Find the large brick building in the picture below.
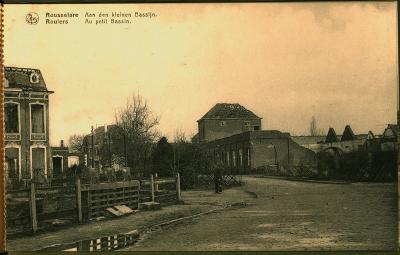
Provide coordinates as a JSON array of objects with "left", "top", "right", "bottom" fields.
[
  {"left": 197, "top": 103, "right": 316, "bottom": 171},
  {"left": 4, "top": 67, "right": 54, "bottom": 183},
  {"left": 197, "top": 103, "right": 262, "bottom": 142},
  {"left": 204, "top": 130, "right": 316, "bottom": 171}
]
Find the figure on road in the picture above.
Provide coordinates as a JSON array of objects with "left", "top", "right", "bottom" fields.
[{"left": 214, "top": 167, "right": 223, "bottom": 193}]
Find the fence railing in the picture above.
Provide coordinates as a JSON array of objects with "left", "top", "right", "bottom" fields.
[
  {"left": 7, "top": 173, "right": 181, "bottom": 235},
  {"left": 81, "top": 180, "right": 140, "bottom": 220},
  {"left": 139, "top": 174, "right": 180, "bottom": 205}
]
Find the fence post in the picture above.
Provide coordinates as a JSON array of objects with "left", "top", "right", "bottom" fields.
[
  {"left": 137, "top": 180, "right": 141, "bottom": 209},
  {"left": 150, "top": 174, "right": 155, "bottom": 202},
  {"left": 30, "top": 182, "right": 38, "bottom": 233},
  {"left": 176, "top": 172, "right": 181, "bottom": 202},
  {"left": 76, "top": 176, "right": 83, "bottom": 223},
  {"left": 154, "top": 173, "right": 159, "bottom": 192}
]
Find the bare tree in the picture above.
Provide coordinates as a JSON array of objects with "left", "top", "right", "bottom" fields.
[
  {"left": 68, "top": 134, "right": 86, "bottom": 153},
  {"left": 172, "top": 128, "right": 190, "bottom": 173},
  {"left": 115, "top": 92, "right": 160, "bottom": 175},
  {"left": 309, "top": 116, "right": 324, "bottom": 136},
  {"left": 173, "top": 127, "right": 188, "bottom": 144}
]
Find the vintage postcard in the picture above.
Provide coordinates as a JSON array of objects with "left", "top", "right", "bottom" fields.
[{"left": 1, "top": 2, "right": 398, "bottom": 252}]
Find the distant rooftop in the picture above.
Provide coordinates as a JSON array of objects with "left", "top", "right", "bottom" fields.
[
  {"left": 4, "top": 66, "right": 51, "bottom": 92},
  {"left": 199, "top": 103, "right": 261, "bottom": 121}
]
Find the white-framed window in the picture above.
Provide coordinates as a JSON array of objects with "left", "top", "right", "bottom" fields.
[
  {"left": 52, "top": 155, "right": 64, "bottom": 178},
  {"left": 30, "top": 72, "right": 40, "bottom": 84},
  {"left": 30, "top": 102, "right": 47, "bottom": 141},
  {"left": 5, "top": 145, "right": 21, "bottom": 180},
  {"left": 31, "top": 104, "right": 45, "bottom": 133},
  {"left": 30, "top": 145, "right": 47, "bottom": 179},
  {"left": 5, "top": 102, "right": 20, "bottom": 134}
]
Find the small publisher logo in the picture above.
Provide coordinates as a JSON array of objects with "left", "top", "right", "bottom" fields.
[{"left": 26, "top": 12, "right": 39, "bottom": 25}]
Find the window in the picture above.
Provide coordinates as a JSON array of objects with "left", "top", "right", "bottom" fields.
[
  {"left": 244, "top": 121, "right": 250, "bottom": 127},
  {"left": 32, "top": 147, "right": 46, "bottom": 177},
  {"left": 239, "top": 149, "right": 243, "bottom": 167},
  {"left": 254, "top": 126, "right": 260, "bottom": 131},
  {"left": 30, "top": 72, "right": 40, "bottom": 84},
  {"left": 5, "top": 103, "right": 19, "bottom": 133},
  {"left": 6, "top": 147, "right": 19, "bottom": 180},
  {"left": 31, "top": 104, "right": 45, "bottom": 133},
  {"left": 220, "top": 121, "right": 226, "bottom": 127},
  {"left": 247, "top": 148, "right": 251, "bottom": 167},
  {"left": 52, "top": 156, "right": 63, "bottom": 178}
]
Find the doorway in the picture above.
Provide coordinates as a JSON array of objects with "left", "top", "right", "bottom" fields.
[{"left": 52, "top": 156, "right": 63, "bottom": 178}]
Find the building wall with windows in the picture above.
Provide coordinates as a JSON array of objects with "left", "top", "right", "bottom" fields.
[
  {"left": 4, "top": 67, "right": 54, "bottom": 183},
  {"left": 199, "top": 118, "right": 261, "bottom": 143},
  {"left": 204, "top": 130, "right": 316, "bottom": 171},
  {"left": 197, "top": 103, "right": 262, "bottom": 142}
]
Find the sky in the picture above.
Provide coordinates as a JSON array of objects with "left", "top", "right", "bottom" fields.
[{"left": 4, "top": 2, "right": 398, "bottom": 146}]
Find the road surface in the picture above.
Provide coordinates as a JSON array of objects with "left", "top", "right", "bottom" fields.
[{"left": 125, "top": 176, "right": 397, "bottom": 251}]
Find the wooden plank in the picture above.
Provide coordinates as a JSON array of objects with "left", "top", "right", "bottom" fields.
[
  {"left": 84, "top": 181, "right": 140, "bottom": 191},
  {"left": 155, "top": 179, "right": 175, "bottom": 185},
  {"left": 76, "top": 177, "right": 83, "bottom": 223},
  {"left": 88, "top": 195, "right": 139, "bottom": 203},
  {"left": 29, "top": 182, "right": 38, "bottom": 233},
  {"left": 90, "top": 200, "right": 139, "bottom": 210},
  {"left": 176, "top": 173, "right": 181, "bottom": 202}
]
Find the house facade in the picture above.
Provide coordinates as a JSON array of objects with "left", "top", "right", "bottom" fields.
[
  {"left": 197, "top": 103, "right": 262, "bottom": 142},
  {"left": 380, "top": 124, "right": 399, "bottom": 151},
  {"left": 50, "top": 140, "right": 69, "bottom": 178},
  {"left": 83, "top": 124, "right": 126, "bottom": 170},
  {"left": 4, "top": 67, "right": 54, "bottom": 183}
]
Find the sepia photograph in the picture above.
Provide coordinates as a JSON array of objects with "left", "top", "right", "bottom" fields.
[{"left": 3, "top": 2, "right": 399, "bottom": 251}]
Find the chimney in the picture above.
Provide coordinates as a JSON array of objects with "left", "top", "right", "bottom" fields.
[{"left": 61, "top": 140, "right": 64, "bottom": 147}]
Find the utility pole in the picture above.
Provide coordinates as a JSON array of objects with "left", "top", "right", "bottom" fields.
[
  {"left": 91, "top": 126, "right": 94, "bottom": 168},
  {"left": 123, "top": 133, "right": 127, "bottom": 167},
  {"left": 108, "top": 129, "right": 112, "bottom": 168},
  {"left": 287, "top": 137, "right": 290, "bottom": 167},
  {"left": 173, "top": 147, "right": 176, "bottom": 175}
]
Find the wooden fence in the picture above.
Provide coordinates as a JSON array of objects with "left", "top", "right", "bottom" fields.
[
  {"left": 139, "top": 173, "right": 180, "bottom": 205},
  {"left": 6, "top": 179, "right": 77, "bottom": 236},
  {"left": 7, "top": 173, "right": 181, "bottom": 235},
  {"left": 81, "top": 180, "right": 140, "bottom": 220}
]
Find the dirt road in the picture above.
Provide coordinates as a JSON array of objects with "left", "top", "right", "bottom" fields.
[{"left": 125, "top": 177, "right": 397, "bottom": 251}]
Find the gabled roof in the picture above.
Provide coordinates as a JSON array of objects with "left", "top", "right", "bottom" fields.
[
  {"left": 199, "top": 103, "right": 261, "bottom": 121},
  {"left": 341, "top": 125, "right": 356, "bottom": 141},
  {"left": 4, "top": 66, "right": 51, "bottom": 92},
  {"left": 384, "top": 124, "right": 400, "bottom": 138},
  {"left": 367, "top": 131, "right": 375, "bottom": 140},
  {"left": 325, "top": 128, "right": 339, "bottom": 143}
]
